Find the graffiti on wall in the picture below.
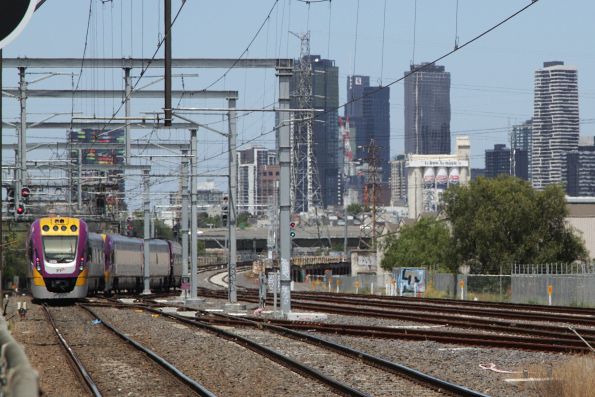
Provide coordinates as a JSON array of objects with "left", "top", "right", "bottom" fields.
[{"left": 395, "top": 267, "right": 426, "bottom": 293}]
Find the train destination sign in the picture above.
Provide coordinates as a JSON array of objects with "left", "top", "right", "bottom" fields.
[{"left": 0, "top": 1, "right": 37, "bottom": 50}]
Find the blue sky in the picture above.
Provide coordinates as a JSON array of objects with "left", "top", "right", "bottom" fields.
[{"left": 3, "top": 0, "right": 595, "bottom": 207}]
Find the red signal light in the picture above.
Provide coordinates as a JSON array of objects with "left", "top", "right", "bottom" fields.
[
  {"left": 20, "top": 187, "right": 30, "bottom": 198},
  {"left": 290, "top": 222, "right": 296, "bottom": 228},
  {"left": 16, "top": 205, "right": 25, "bottom": 215}
]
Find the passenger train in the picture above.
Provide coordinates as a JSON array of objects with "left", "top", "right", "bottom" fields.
[{"left": 27, "top": 216, "right": 183, "bottom": 300}]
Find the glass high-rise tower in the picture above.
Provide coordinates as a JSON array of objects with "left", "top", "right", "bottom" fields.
[
  {"left": 345, "top": 75, "right": 391, "bottom": 181},
  {"left": 532, "top": 61, "right": 579, "bottom": 189},
  {"left": 404, "top": 63, "right": 451, "bottom": 155}
]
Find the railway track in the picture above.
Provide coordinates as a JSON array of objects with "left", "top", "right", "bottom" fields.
[
  {"left": 197, "top": 288, "right": 595, "bottom": 353},
  {"left": 42, "top": 303, "right": 215, "bottom": 396},
  {"left": 88, "top": 300, "right": 490, "bottom": 397},
  {"left": 287, "top": 291, "right": 595, "bottom": 326}
]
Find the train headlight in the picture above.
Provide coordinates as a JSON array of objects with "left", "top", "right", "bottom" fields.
[
  {"left": 35, "top": 257, "right": 41, "bottom": 271},
  {"left": 79, "top": 266, "right": 84, "bottom": 271}
]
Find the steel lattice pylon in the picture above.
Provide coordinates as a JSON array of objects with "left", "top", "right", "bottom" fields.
[{"left": 290, "top": 31, "right": 322, "bottom": 214}]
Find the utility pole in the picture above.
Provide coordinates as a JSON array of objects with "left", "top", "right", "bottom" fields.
[
  {"left": 142, "top": 169, "right": 151, "bottom": 294},
  {"left": 0, "top": 48, "right": 3, "bottom": 304},
  {"left": 189, "top": 129, "right": 199, "bottom": 300},
  {"left": 124, "top": 67, "right": 132, "bottom": 163},
  {"left": 164, "top": 0, "right": 172, "bottom": 127},
  {"left": 181, "top": 149, "right": 189, "bottom": 278},
  {"left": 367, "top": 140, "right": 380, "bottom": 247},
  {"left": 16, "top": 67, "right": 27, "bottom": 220},
  {"left": 227, "top": 98, "right": 238, "bottom": 305},
  {"left": 277, "top": 64, "right": 293, "bottom": 315},
  {"left": 77, "top": 149, "right": 82, "bottom": 211}
]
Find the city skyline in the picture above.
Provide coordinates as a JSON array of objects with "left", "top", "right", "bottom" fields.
[{"left": 3, "top": 1, "right": 595, "bottom": 212}]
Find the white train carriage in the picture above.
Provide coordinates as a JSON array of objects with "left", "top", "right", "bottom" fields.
[
  {"left": 105, "top": 234, "right": 174, "bottom": 292},
  {"left": 147, "top": 239, "right": 172, "bottom": 289},
  {"left": 169, "top": 241, "right": 183, "bottom": 286},
  {"left": 106, "top": 234, "right": 144, "bottom": 291},
  {"left": 86, "top": 233, "right": 107, "bottom": 293}
]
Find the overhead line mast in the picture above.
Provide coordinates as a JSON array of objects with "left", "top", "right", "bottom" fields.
[{"left": 290, "top": 31, "right": 322, "bottom": 214}]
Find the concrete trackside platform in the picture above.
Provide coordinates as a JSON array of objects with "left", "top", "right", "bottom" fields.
[{"left": 285, "top": 312, "right": 328, "bottom": 321}]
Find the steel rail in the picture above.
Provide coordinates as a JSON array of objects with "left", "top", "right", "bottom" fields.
[
  {"left": 219, "top": 313, "right": 490, "bottom": 397},
  {"left": 287, "top": 292, "right": 595, "bottom": 325},
  {"left": 140, "top": 305, "right": 486, "bottom": 397},
  {"left": 42, "top": 304, "right": 103, "bottom": 397},
  {"left": 79, "top": 304, "right": 217, "bottom": 397},
  {"left": 198, "top": 289, "right": 595, "bottom": 345},
  {"left": 103, "top": 304, "right": 371, "bottom": 397}
]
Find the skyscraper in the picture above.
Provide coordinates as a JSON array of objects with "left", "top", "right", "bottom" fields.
[
  {"left": 404, "top": 63, "right": 451, "bottom": 155},
  {"left": 237, "top": 146, "right": 277, "bottom": 215},
  {"left": 345, "top": 75, "right": 391, "bottom": 181},
  {"left": 290, "top": 55, "right": 340, "bottom": 209},
  {"left": 485, "top": 144, "right": 511, "bottom": 178},
  {"left": 389, "top": 155, "right": 406, "bottom": 206},
  {"left": 532, "top": 61, "right": 579, "bottom": 189},
  {"left": 566, "top": 141, "right": 595, "bottom": 197},
  {"left": 511, "top": 119, "right": 532, "bottom": 181}
]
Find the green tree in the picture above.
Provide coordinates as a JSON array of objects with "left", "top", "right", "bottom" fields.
[
  {"left": 442, "top": 176, "right": 587, "bottom": 273},
  {"left": 237, "top": 212, "right": 251, "bottom": 229},
  {"left": 380, "top": 217, "right": 455, "bottom": 272},
  {"left": 2, "top": 228, "right": 28, "bottom": 288},
  {"left": 347, "top": 203, "right": 363, "bottom": 216}
]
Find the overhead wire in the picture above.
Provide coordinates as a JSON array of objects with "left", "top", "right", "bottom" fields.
[
  {"left": 312, "top": 1, "right": 541, "bottom": 127},
  {"left": 96, "top": 0, "right": 188, "bottom": 134},
  {"left": 200, "top": 0, "right": 280, "bottom": 92},
  {"left": 352, "top": 0, "right": 360, "bottom": 76},
  {"left": 380, "top": 0, "right": 387, "bottom": 85}
]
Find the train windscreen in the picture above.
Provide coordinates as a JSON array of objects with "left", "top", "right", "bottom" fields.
[{"left": 42, "top": 236, "right": 78, "bottom": 263}]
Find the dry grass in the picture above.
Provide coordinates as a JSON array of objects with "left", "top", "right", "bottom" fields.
[
  {"left": 527, "top": 354, "right": 595, "bottom": 397},
  {"left": 423, "top": 281, "right": 450, "bottom": 299}
]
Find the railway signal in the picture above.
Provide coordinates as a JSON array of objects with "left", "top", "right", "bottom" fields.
[
  {"left": 20, "top": 187, "right": 31, "bottom": 203},
  {"left": 16, "top": 204, "right": 25, "bottom": 216},
  {"left": 7, "top": 187, "right": 15, "bottom": 211},
  {"left": 221, "top": 196, "right": 229, "bottom": 227},
  {"left": 290, "top": 221, "right": 296, "bottom": 238}
]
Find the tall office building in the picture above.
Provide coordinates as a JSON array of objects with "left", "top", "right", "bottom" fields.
[
  {"left": 532, "top": 61, "right": 579, "bottom": 189},
  {"left": 566, "top": 141, "right": 595, "bottom": 196},
  {"left": 237, "top": 146, "right": 277, "bottom": 215},
  {"left": 389, "top": 155, "right": 407, "bottom": 206},
  {"left": 511, "top": 119, "right": 532, "bottom": 180},
  {"left": 290, "top": 55, "right": 340, "bottom": 208},
  {"left": 404, "top": 63, "right": 451, "bottom": 155},
  {"left": 345, "top": 75, "right": 391, "bottom": 181},
  {"left": 485, "top": 144, "right": 511, "bottom": 178}
]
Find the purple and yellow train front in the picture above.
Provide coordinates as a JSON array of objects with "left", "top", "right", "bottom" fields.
[{"left": 27, "top": 217, "right": 89, "bottom": 299}]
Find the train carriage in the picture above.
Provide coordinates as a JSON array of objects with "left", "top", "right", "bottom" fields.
[
  {"left": 28, "top": 216, "right": 183, "bottom": 299},
  {"left": 27, "top": 217, "right": 89, "bottom": 299},
  {"left": 86, "top": 233, "right": 107, "bottom": 294}
]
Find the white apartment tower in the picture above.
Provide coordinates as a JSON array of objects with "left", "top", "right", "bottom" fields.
[{"left": 532, "top": 61, "right": 579, "bottom": 189}]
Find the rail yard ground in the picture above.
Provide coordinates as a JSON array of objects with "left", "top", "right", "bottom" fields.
[{"left": 3, "top": 267, "right": 595, "bottom": 397}]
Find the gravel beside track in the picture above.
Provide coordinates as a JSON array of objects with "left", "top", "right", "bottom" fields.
[
  {"left": 6, "top": 297, "right": 89, "bottom": 397},
  {"left": 315, "top": 334, "right": 566, "bottom": 397},
  {"left": 228, "top": 327, "right": 449, "bottom": 397},
  {"left": 47, "top": 304, "right": 202, "bottom": 397},
  {"left": 91, "top": 306, "right": 342, "bottom": 397}
]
